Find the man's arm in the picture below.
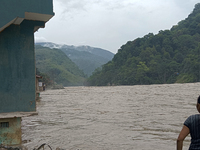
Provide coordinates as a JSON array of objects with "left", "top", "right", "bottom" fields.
[{"left": 177, "top": 125, "right": 190, "bottom": 150}]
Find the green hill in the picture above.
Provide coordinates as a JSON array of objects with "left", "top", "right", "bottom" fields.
[
  {"left": 88, "top": 3, "right": 200, "bottom": 86},
  {"left": 35, "top": 45, "right": 86, "bottom": 86},
  {"left": 36, "top": 42, "right": 114, "bottom": 76},
  {"left": 60, "top": 46, "right": 114, "bottom": 77}
]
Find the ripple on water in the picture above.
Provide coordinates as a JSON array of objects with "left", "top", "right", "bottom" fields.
[{"left": 22, "top": 83, "right": 200, "bottom": 150}]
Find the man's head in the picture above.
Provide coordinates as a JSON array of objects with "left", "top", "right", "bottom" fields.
[
  {"left": 197, "top": 96, "right": 200, "bottom": 113},
  {"left": 198, "top": 96, "right": 200, "bottom": 104}
]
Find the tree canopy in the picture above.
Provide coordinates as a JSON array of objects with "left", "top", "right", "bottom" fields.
[{"left": 88, "top": 3, "right": 200, "bottom": 86}]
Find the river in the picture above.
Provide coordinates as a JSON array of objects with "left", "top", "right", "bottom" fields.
[{"left": 22, "top": 83, "right": 200, "bottom": 150}]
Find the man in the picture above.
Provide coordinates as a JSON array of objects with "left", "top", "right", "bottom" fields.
[{"left": 177, "top": 96, "right": 200, "bottom": 150}]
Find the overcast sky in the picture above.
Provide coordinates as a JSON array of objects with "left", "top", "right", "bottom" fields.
[{"left": 34, "top": 0, "right": 200, "bottom": 54}]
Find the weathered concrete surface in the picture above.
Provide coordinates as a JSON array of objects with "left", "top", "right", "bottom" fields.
[
  {"left": 0, "top": 0, "right": 54, "bottom": 147},
  {"left": 0, "top": 0, "right": 54, "bottom": 114},
  {"left": 0, "top": 118, "right": 21, "bottom": 146},
  {"left": 0, "top": 21, "right": 38, "bottom": 113},
  {"left": 0, "top": 0, "right": 54, "bottom": 32}
]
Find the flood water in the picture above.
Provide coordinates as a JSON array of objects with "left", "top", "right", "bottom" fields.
[{"left": 22, "top": 83, "right": 200, "bottom": 150}]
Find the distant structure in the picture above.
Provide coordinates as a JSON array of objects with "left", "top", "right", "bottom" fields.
[
  {"left": 36, "top": 75, "right": 43, "bottom": 100},
  {"left": 0, "top": 0, "right": 54, "bottom": 146}
]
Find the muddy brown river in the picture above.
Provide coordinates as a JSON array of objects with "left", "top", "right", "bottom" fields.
[{"left": 22, "top": 83, "right": 200, "bottom": 150}]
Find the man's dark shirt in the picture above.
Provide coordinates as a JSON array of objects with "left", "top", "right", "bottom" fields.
[{"left": 184, "top": 114, "right": 200, "bottom": 150}]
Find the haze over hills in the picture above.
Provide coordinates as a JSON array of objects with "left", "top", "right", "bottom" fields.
[{"left": 36, "top": 42, "right": 114, "bottom": 76}]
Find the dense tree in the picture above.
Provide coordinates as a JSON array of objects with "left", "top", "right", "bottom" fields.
[{"left": 88, "top": 3, "right": 200, "bottom": 86}]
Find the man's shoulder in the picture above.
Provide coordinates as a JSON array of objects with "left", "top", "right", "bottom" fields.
[
  {"left": 187, "top": 114, "right": 200, "bottom": 122},
  {"left": 184, "top": 114, "right": 199, "bottom": 126},
  {"left": 190, "top": 114, "right": 200, "bottom": 118}
]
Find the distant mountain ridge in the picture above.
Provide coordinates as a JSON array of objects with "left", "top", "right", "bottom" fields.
[
  {"left": 35, "top": 45, "right": 86, "bottom": 86},
  {"left": 36, "top": 42, "right": 114, "bottom": 76}
]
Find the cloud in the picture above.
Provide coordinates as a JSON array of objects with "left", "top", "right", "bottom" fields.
[
  {"left": 34, "top": 0, "right": 200, "bottom": 53},
  {"left": 35, "top": 36, "right": 47, "bottom": 43}
]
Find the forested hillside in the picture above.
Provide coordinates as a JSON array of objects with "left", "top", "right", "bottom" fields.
[
  {"left": 35, "top": 45, "right": 86, "bottom": 86},
  {"left": 36, "top": 42, "right": 114, "bottom": 76},
  {"left": 60, "top": 46, "right": 114, "bottom": 76},
  {"left": 88, "top": 3, "right": 200, "bottom": 86}
]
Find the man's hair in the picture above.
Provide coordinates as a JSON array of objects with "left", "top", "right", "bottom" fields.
[{"left": 198, "top": 95, "right": 200, "bottom": 104}]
